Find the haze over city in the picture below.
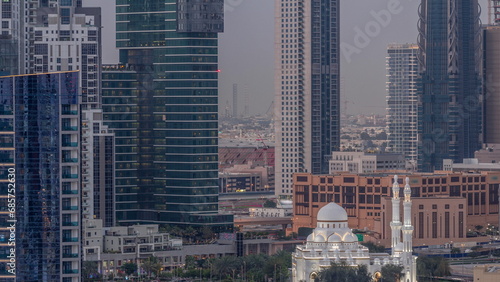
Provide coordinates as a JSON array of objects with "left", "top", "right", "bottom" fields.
[{"left": 87, "top": 0, "right": 491, "bottom": 115}]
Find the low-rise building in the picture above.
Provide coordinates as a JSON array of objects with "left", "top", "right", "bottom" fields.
[
  {"left": 473, "top": 264, "right": 500, "bottom": 282},
  {"left": 292, "top": 171, "right": 500, "bottom": 246},
  {"left": 329, "top": 152, "right": 406, "bottom": 174},
  {"left": 443, "top": 158, "right": 500, "bottom": 172},
  {"left": 84, "top": 223, "right": 302, "bottom": 276},
  {"left": 249, "top": 207, "right": 292, "bottom": 218}
]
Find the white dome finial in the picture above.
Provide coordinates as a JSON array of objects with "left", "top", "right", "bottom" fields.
[{"left": 393, "top": 175, "right": 398, "bottom": 184}]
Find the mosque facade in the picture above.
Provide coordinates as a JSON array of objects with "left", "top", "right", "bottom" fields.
[{"left": 292, "top": 176, "right": 417, "bottom": 282}]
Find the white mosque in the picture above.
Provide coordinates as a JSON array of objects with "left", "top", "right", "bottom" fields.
[{"left": 292, "top": 176, "right": 417, "bottom": 282}]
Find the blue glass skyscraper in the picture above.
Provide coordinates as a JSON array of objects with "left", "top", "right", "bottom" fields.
[
  {"left": 417, "top": 0, "right": 482, "bottom": 171},
  {"left": 0, "top": 71, "right": 81, "bottom": 281}
]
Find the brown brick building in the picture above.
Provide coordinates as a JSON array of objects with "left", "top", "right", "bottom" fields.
[{"left": 292, "top": 171, "right": 500, "bottom": 246}]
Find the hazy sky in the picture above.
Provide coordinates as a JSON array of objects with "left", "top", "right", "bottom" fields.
[{"left": 86, "top": 0, "right": 490, "bottom": 116}]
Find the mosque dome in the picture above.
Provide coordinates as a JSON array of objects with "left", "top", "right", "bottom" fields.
[
  {"left": 314, "top": 234, "right": 326, "bottom": 243},
  {"left": 317, "top": 202, "right": 348, "bottom": 222},
  {"left": 327, "top": 233, "right": 342, "bottom": 243},
  {"left": 343, "top": 233, "right": 358, "bottom": 243}
]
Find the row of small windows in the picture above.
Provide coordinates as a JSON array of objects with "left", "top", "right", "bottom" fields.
[{"left": 36, "top": 29, "right": 95, "bottom": 35}]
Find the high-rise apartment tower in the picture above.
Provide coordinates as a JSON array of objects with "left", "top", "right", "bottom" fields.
[
  {"left": 386, "top": 44, "right": 418, "bottom": 163},
  {"left": 417, "top": 0, "right": 482, "bottom": 171},
  {"left": 274, "top": 0, "right": 340, "bottom": 197}
]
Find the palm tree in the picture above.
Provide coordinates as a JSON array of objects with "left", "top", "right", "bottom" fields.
[
  {"left": 381, "top": 264, "right": 404, "bottom": 282},
  {"left": 141, "top": 256, "right": 162, "bottom": 279},
  {"left": 82, "top": 261, "right": 100, "bottom": 281},
  {"left": 318, "top": 262, "right": 371, "bottom": 282}
]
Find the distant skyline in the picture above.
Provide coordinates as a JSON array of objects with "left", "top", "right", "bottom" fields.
[{"left": 88, "top": 0, "right": 490, "bottom": 116}]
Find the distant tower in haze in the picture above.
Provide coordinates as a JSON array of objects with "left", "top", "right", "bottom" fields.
[
  {"left": 417, "top": 0, "right": 482, "bottom": 172},
  {"left": 386, "top": 44, "right": 418, "bottom": 162},
  {"left": 484, "top": 1, "right": 500, "bottom": 145},
  {"left": 233, "top": 83, "right": 238, "bottom": 118},
  {"left": 274, "top": 0, "right": 340, "bottom": 197},
  {"left": 243, "top": 84, "right": 249, "bottom": 117}
]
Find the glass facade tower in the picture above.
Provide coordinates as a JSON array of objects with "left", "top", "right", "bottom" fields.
[
  {"left": 0, "top": 71, "right": 80, "bottom": 281},
  {"left": 417, "top": 0, "right": 482, "bottom": 171},
  {"left": 103, "top": 0, "right": 231, "bottom": 228}
]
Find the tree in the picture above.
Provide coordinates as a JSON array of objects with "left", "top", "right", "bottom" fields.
[
  {"left": 475, "top": 225, "right": 484, "bottom": 232},
  {"left": 375, "top": 131, "right": 388, "bottom": 140},
  {"left": 361, "top": 242, "right": 386, "bottom": 253},
  {"left": 82, "top": 261, "right": 100, "bottom": 281},
  {"left": 263, "top": 199, "right": 277, "bottom": 208},
  {"left": 417, "top": 256, "right": 450, "bottom": 279},
  {"left": 381, "top": 264, "right": 404, "bottom": 282},
  {"left": 201, "top": 226, "right": 214, "bottom": 241},
  {"left": 213, "top": 256, "right": 241, "bottom": 279},
  {"left": 184, "top": 226, "right": 197, "bottom": 243},
  {"left": 120, "top": 262, "right": 137, "bottom": 276},
  {"left": 141, "top": 256, "right": 162, "bottom": 278},
  {"left": 184, "top": 255, "right": 197, "bottom": 270},
  {"left": 318, "top": 262, "right": 371, "bottom": 282},
  {"left": 360, "top": 132, "right": 371, "bottom": 140},
  {"left": 451, "top": 247, "right": 461, "bottom": 254}
]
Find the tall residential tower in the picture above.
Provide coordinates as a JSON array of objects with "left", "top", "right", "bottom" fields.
[
  {"left": 417, "top": 0, "right": 482, "bottom": 171},
  {"left": 386, "top": 44, "right": 418, "bottom": 163},
  {"left": 274, "top": 0, "right": 340, "bottom": 197}
]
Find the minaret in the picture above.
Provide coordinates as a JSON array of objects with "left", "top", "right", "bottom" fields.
[
  {"left": 390, "top": 175, "right": 402, "bottom": 256},
  {"left": 402, "top": 177, "right": 415, "bottom": 281}
]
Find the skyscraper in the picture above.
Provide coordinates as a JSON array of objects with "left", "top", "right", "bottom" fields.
[
  {"left": 483, "top": 1, "right": 500, "bottom": 145},
  {"left": 386, "top": 44, "right": 418, "bottom": 163},
  {"left": 0, "top": 0, "right": 20, "bottom": 75},
  {"left": 274, "top": 0, "right": 340, "bottom": 197},
  {"left": 102, "top": 0, "right": 232, "bottom": 229},
  {"left": 81, "top": 109, "right": 115, "bottom": 227},
  {"left": 0, "top": 1, "right": 101, "bottom": 107},
  {"left": 0, "top": 71, "right": 81, "bottom": 281},
  {"left": 417, "top": 0, "right": 482, "bottom": 172}
]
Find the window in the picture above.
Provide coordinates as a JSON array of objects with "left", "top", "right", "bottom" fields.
[{"left": 60, "top": 8, "right": 71, "bottom": 25}]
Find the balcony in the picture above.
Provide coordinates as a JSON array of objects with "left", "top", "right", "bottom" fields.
[
  {"left": 63, "top": 269, "right": 79, "bottom": 274},
  {"left": 62, "top": 110, "right": 78, "bottom": 115},
  {"left": 62, "top": 126, "right": 78, "bottom": 131},
  {"left": 62, "top": 158, "right": 78, "bottom": 163},
  {"left": 62, "top": 190, "right": 78, "bottom": 195},
  {"left": 62, "top": 253, "right": 79, "bottom": 258},
  {"left": 62, "top": 237, "right": 79, "bottom": 243},
  {"left": 62, "top": 221, "right": 79, "bottom": 227},
  {"left": 62, "top": 174, "right": 78, "bottom": 179},
  {"left": 62, "top": 206, "right": 78, "bottom": 211},
  {"left": 62, "top": 142, "right": 78, "bottom": 147}
]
